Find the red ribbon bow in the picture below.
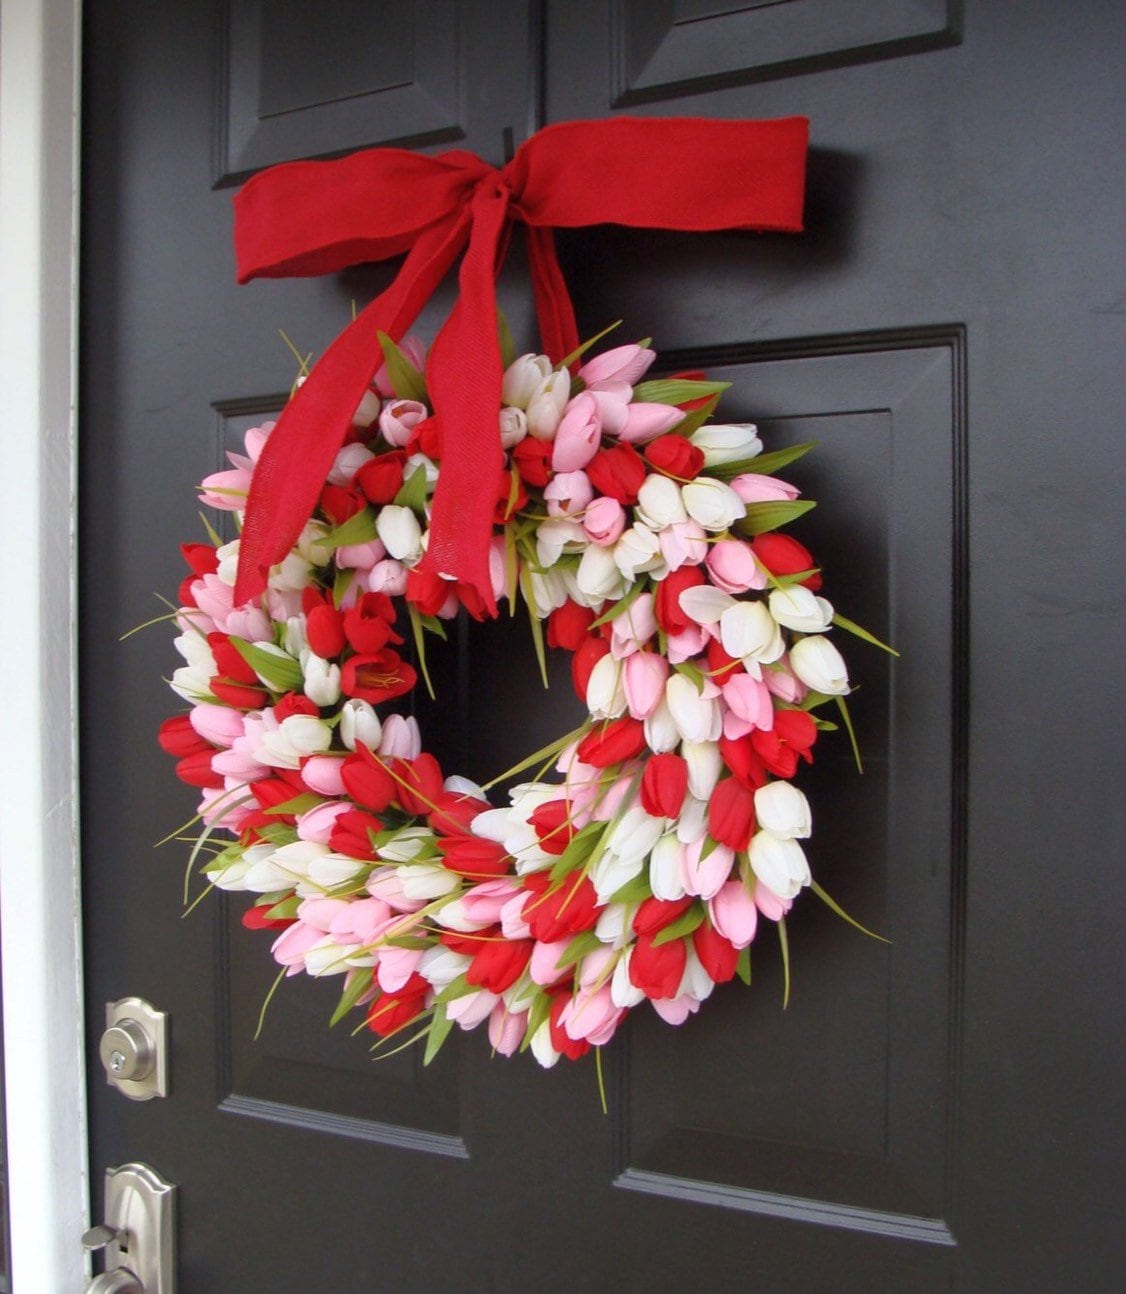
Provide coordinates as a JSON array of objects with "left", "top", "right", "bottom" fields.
[{"left": 232, "top": 115, "right": 809, "bottom": 610}]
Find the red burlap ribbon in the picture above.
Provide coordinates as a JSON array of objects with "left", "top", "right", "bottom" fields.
[{"left": 232, "top": 116, "right": 809, "bottom": 610}]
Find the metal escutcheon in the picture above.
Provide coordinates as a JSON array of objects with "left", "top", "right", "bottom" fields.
[
  {"left": 83, "top": 1162, "right": 176, "bottom": 1293},
  {"left": 100, "top": 997, "right": 168, "bottom": 1100}
]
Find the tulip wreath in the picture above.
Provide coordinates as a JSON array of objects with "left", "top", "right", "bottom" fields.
[
  {"left": 161, "top": 326, "right": 891, "bottom": 1068},
  {"left": 159, "top": 116, "right": 891, "bottom": 1071}
]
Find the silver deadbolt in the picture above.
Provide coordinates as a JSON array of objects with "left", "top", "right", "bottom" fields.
[
  {"left": 82, "top": 1161, "right": 177, "bottom": 1293},
  {"left": 100, "top": 998, "right": 168, "bottom": 1100}
]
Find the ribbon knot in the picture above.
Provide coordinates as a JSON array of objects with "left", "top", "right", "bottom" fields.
[{"left": 231, "top": 116, "right": 809, "bottom": 611}]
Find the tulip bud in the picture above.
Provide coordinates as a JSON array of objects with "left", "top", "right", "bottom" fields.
[
  {"left": 753, "top": 780, "right": 812, "bottom": 839},
  {"left": 581, "top": 495, "right": 626, "bottom": 546},
  {"left": 578, "top": 342, "right": 656, "bottom": 388},
  {"left": 502, "top": 353, "right": 553, "bottom": 408},
  {"left": 526, "top": 370, "right": 571, "bottom": 439},
  {"left": 379, "top": 399, "right": 427, "bottom": 448},
  {"left": 622, "top": 651, "right": 668, "bottom": 719},
  {"left": 551, "top": 393, "right": 603, "bottom": 471},
  {"left": 689, "top": 422, "right": 763, "bottom": 466},
  {"left": 636, "top": 474, "right": 687, "bottom": 529},
  {"left": 748, "top": 831, "right": 810, "bottom": 899},
  {"left": 585, "top": 653, "right": 628, "bottom": 720},
  {"left": 499, "top": 406, "right": 528, "bottom": 449},
  {"left": 706, "top": 538, "right": 767, "bottom": 594},
  {"left": 729, "top": 472, "right": 801, "bottom": 503},
  {"left": 720, "top": 601, "right": 785, "bottom": 664},
  {"left": 375, "top": 505, "right": 423, "bottom": 564},
  {"left": 768, "top": 586, "right": 834, "bottom": 633},
  {"left": 789, "top": 634, "right": 850, "bottom": 695},
  {"left": 682, "top": 478, "right": 747, "bottom": 532}
]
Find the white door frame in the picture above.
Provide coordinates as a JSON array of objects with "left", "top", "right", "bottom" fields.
[{"left": 0, "top": 0, "right": 89, "bottom": 1288}]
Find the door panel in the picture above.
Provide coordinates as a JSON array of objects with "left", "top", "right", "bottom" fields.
[{"left": 81, "top": 2, "right": 1124, "bottom": 1290}]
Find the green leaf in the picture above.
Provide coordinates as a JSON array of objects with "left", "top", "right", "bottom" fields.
[
  {"left": 520, "top": 569, "right": 550, "bottom": 690},
  {"left": 329, "top": 971, "right": 373, "bottom": 1027},
  {"left": 497, "top": 308, "right": 517, "bottom": 369},
  {"left": 423, "top": 1004, "right": 455, "bottom": 1066},
  {"left": 673, "top": 660, "right": 707, "bottom": 694},
  {"left": 262, "top": 896, "right": 301, "bottom": 921},
  {"left": 632, "top": 378, "right": 731, "bottom": 405},
  {"left": 555, "top": 930, "right": 602, "bottom": 972},
  {"left": 606, "top": 873, "right": 653, "bottom": 905},
  {"left": 735, "top": 945, "right": 752, "bottom": 986},
  {"left": 265, "top": 792, "right": 323, "bottom": 817},
  {"left": 835, "top": 693, "right": 864, "bottom": 774},
  {"left": 727, "top": 439, "right": 817, "bottom": 479},
  {"left": 809, "top": 880, "right": 889, "bottom": 943},
  {"left": 589, "top": 577, "right": 645, "bottom": 629},
  {"left": 666, "top": 395, "right": 720, "bottom": 440},
  {"left": 321, "top": 507, "right": 378, "bottom": 549},
  {"left": 377, "top": 331, "right": 428, "bottom": 403},
  {"left": 777, "top": 916, "right": 791, "bottom": 1009},
  {"left": 652, "top": 905, "right": 705, "bottom": 946},
  {"left": 733, "top": 499, "right": 817, "bottom": 536},
  {"left": 556, "top": 320, "right": 623, "bottom": 371},
  {"left": 434, "top": 973, "right": 478, "bottom": 1006},
  {"left": 519, "top": 990, "right": 553, "bottom": 1052},
  {"left": 332, "top": 566, "right": 357, "bottom": 607},
  {"left": 393, "top": 465, "right": 429, "bottom": 515},
  {"left": 549, "top": 821, "right": 606, "bottom": 884},
  {"left": 770, "top": 567, "right": 822, "bottom": 588},
  {"left": 832, "top": 612, "right": 900, "bottom": 657},
  {"left": 408, "top": 603, "right": 437, "bottom": 702},
  {"left": 230, "top": 638, "right": 303, "bottom": 693},
  {"left": 418, "top": 612, "right": 447, "bottom": 641}
]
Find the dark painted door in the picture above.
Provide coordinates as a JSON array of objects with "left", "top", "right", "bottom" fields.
[{"left": 81, "top": 3, "right": 1124, "bottom": 1290}]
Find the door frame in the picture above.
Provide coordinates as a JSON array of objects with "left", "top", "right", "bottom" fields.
[{"left": 0, "top": 0, "right": 89, "bottom": 1287}]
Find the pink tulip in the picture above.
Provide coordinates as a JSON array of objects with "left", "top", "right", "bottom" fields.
[
  {"left": 721, "top": 673, "right": 775, "bottom": 732},
  {"left": 329, "top": 897, "right": 395, "bottom": 944},
  {"left": 296, "top": 897, "right": 352, "bottom": 931},
  {"left": 544, "top": 470, "right": 594, "bottom": 517},
  {"left": 446, "top": 989, "right": 499, "bottom": 1029},
  {"left": 335, "top": 539, "right": 385, "bottom": 571},
  {"left": 753, "top": 878, "right": 793, "bottom": 922},
  {"left": 657, "top": 520, "right": 708, "bottom": 570},
  {"left": 589, "top": 772, "right": 637, "bottom": 822},
  {"left": 665, "top": 624, "right": 710, "bottom": 663},
  {"left": 576, "top": 945, "right": 617, "bottom": 989},
  {"left": 551, "top": 393, "right": 602, "bottom": 471},
  {"left": 559, "top": 984, "right": 624, "bottom": 1043},
  {"left": 679, "top": 836, "right": 734, "bottom": 900},
  {"left": 378, "top": 714, "right": 421, "bottom": 759},
  {"left": 729, "top": 473, "right": 801, "bottom": 504},
  {"left": 295, "top": 799, "right": 350, "bottom": 842},
  {"left": 706, "top": 538, "right": 767, "bottom": 593},
  {"left": 582, "top": 495, "right": 627, "bottom": 546},
  {"left": 589, "top": 383, "right": 631, "bottom": 435},
  {"left": 299, "top": 755, "right": 348, "bottom": 797},
  {"left": 488, "top": 1003, "right": 528, "bottom": 1055},
  {"left": 198, "top": 465, "right": 251, "bottom": 511},
  {"left": 708, "top": 881, "right": 758, "bottom": 948},
  {"left": 189, "top": 703, "right": 246, "bottom": 748},
  {"left": 578, "top": 343, "right": 656, "bottom": 388},
  {"left": 271, "top": 921, "right": 327, "bottom": 975},
  {"left": 378, "top": 398, "right": 428, "bottom": 447},
  {"left": 366, "top": 867, "right": 427, "bottom": 913},
  {"left": 499, "top": 892, "right": 533, "bottom": 940},
  {"left": 650, "top": 995, "right": 702, "bottom": 1025},
  {"left": 764, "top": 660, "right": 808, "bottom": 704},
  {"left": 610, "top": 591, "right": 658, "bottom": 659},
  {"left": 197, "top": 786, "right": 254, "bottom": 830},
  {"left": 622, "top": 651, "right": 669, "bottom": 719},
  {"left": 367, "top": 559, "right": 409, "bottom": 596},
  {"left": 459, "top": 879, "right": 524, "bottom": 926},
  {"left": 376, "top": 946, "right": 425, "bottom": 992},
  {"left": 618, "top": 402, "right": 685, "bottom": 444}
]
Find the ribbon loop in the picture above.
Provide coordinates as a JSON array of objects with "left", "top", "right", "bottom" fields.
[{"left": 232, "top": 116, "right": 809, "bottom": 610}]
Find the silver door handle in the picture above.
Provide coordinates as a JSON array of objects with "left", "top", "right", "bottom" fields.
[{"left": 86, "top": 1269, "right": 144, "bottom": 1293}]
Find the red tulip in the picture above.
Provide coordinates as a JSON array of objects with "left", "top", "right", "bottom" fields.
[
  {"left": 180, "top": 542, "right": 218, "bottom": 576},
  {"left": 572, "top": 636, "right": 611, "bottom": 702},
  {"left": 175, "top": 749, "right": 222, "bottom": 788},
  {"left": 692, "top": 920, "right": 739, "bottom": 983},
  {"left": 548, "top": 599, "right": 596, "bottom": 651},
  {"left": 522, "top": 873, "right": 600, "bottom": 943},
  {"left": 305, "top": 602, "right": 347, "bottom": 659},
  {"left": 343, "top": 592, "right": 401, "bottom": 654},
  {"left": 708, "top": 777, "right": 757, "bottom": 851},
  {"left": 329, "top": 809, "right": 385, "bottom": 860},
  {"left": 718, "top": 734, "right": 768, "bottom": 790},
  {"left": 632, "top": 894, "right": 694, "bottom": 937},
  {"left": 548, "top": 992, "right": 591, "bottom": 1061},
  {"left": 158, "top": 714, "right": 210, "bottom": 758},
  {"left": 586, "top": 442, "right": 647, "bottom": 505},
  {"left": 639, "top": 752, "right": 689, "bottom": 818},
  {"left": 629, "top": 933, "right": 687, "bottom": 999},
  {"left": 466, "top": 936, "right": 534, "bottom": 994},
  {"left": 341, "top": 745, "right": 396, "bottom": 811},
  {"left": 750, "top": 709, "right": 817, "bottom": 779},
  {"left": 644, "top": 434, "right": 705, "bottom": 481},
  {"left": 366, "top": 975, "right": 429, "bottom": 1037},
  {"left": 241, "top": 904, "right": 297, "bottom": 932},
  {"left": 512, "top": 436, "right": 552, "bottom": 487},
  {"left": 436, "top": 834, "right": 511, "bottom": 878},
  {"left": 391, "top": 753, "right": 444, "bottom": 817},
  {"left": 750, "top": 532, "right": 822, "bottom": 590},
  {"left": 319, "top": 483, "right": 365, "bottom": 525},
  {"left": 528, "top": 799, "right": 577, "bottom": 856},
  {"left": 653, "top": 565, "right": 706, "bottom": 636},
  {"left": 355, "top": 451, "right": 407, "bottom": 504},
  {"left": 340, "top": 650, "right": 417, "bottom": 704},
  {"left": 576, "top": 716, "right": 647, "bottom": 768}
]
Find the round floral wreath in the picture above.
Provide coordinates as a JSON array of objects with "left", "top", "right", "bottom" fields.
[{"left": 162, "top": 330, "right": 882, "bottom": 1068}]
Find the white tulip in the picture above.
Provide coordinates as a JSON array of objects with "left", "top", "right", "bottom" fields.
[
  {"left": 419, "top": 946, "right": 471, "bottom": 990},
  {"left": 591, "top": 851, "right": 645, "bottom": 904},
  {"left": 790, "top": 634, "right": 850, "bottom": 695},
  {"left": 502, "top": 353, "right": 553, "bottom": 409},
  {"left": 720, "top": 601, "right": 785, "bottom": 664},
  {"left": 255, "top": 714, "right": 332, "bottom": 768},
  {"left": 576, "top": 543, "right": 629, "bottom": 602},
  {"left": 748, "top": 831, "right": 811, "bottom": 899},
  {"left": 678, "top": 584, "right": 737, "bottom": 627},
  {"left": 499, "top": 406, "right": 528, "bottom": 448},
  {"left": 636, "top": 475, "right": 687, "bottom": 529},
  {"left": 528, "top": 567, "right": 570, "bottom": 616},
  {"left": 643, "top": 696, "right": 680, "bottom": 753},
  {"left": 682, "top": 478, "right": 747, "bottom": 531},
  {"left": 586, "top": 653, "right": 628, "bottom": 719},
  {"left": 676, "top": 945, "right": 716, "bottom": 1002},
  {"left": 536, "top": 517, "right": 585, "bottom": 569},
  {"left": 675, "top": 794, "right": 709, "bottom": 844},
  {"left": 665, "top": 673, "right": 723, "bottom": 743},
  {"left": 648, "top": 833, "right": 686, "bottom": 900},
  {"left": 754, "top": 781, "right": 812, "bottom": 839},
  {"left": 375, "top": 505, "right": 423, "bottom": 563},
  {"left": 613, "top": 525, "right": 666, "bottom": 581},
  {"left": 611, "top": 951, "right": 646, "bottom": 1008},
  {"left": 689, "top": 422, "right": 763, "bottom": 466},
  {"left": 525, "top": 370, "right": 571, "bottom": 439},
  {"left": 396, "top": 862, "right": 460, "bottom": 901},
  {"left": 308, "top": 853, "right": 369, "bottom": 890},
  {"left": 340, "top": 698, "right": 382, "bottom": 752},
  {"left": 301, "top": 652, "right": 341, "bottom": 707},
  {"left": 530, "top": 1020, "right": 562, "bottom": 1069},
  {"left": 768, "top": 586, "right": 834, "bottom": 633},
  {"left": 682, "top": 740, "right": 723, "bottom": 799}
]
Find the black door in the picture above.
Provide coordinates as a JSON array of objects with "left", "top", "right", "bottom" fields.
[{"left": 81, "top": 3, "right": 1124, "bottom": 1290}]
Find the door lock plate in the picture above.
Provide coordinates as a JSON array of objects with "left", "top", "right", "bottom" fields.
[{"left": 101, "top": 997, "right": 168, "bottom": 1100}]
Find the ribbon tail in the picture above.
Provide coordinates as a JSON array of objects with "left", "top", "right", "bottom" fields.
[
  {"left": 233, "top": 214, "right": 471, "bottom": 605},
  {"left": 421, "top": 187, "right": 511, "bottom": 615},
  {"left": 526, "top": 226, "right": 579, "bottom": 368}
]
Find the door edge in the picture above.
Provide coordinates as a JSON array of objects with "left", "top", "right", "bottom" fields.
[{"left": 0, "top": 0, "right": 89, "bottom": 1288}]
